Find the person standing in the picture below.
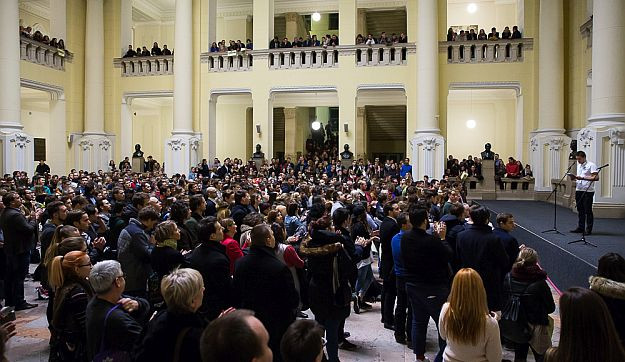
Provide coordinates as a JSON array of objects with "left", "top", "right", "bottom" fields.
[
  {"left": 0, "top": 192, "right": 40, "bottom": 310},
  {"left": 493, "top": 213, "right": 520, "bottom": 272},
  {"left": 569, "top": 151, "right": 599, "bottom": 234},
  {"left": 379, "top": 202, "right": 401, "bottom": 330},
  {"left": 391, "top": 212, "right": 413, "bottom": 345}
]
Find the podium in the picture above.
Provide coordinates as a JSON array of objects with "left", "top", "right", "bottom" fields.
[
  {"left": 481, "top": 159, "right": 496, "bottom": 200},
  {"left": 132, "top": 156, "right": 145, "bottom": 173}
]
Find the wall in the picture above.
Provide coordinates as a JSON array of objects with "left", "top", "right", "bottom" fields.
[
  {"left": 216, "top": 16, "right": 251, "bottom": 43},
  {"left": 447, "top": 1, "right": 518, "bottom": 33},
  {"left": 133, "top": 22, "right": 175, "bottom": 49},
  {"left": 215, "top": 102, "right": 251, "bottom": 160},
  {"left": 447, "top": 98, "right": 518, "bottom": 161},
  {"left": 19, "top": 9, "right": 50, "bottom": 33},
  {"left": 130, "top": 102, "right": 173, "bottom": 163}
]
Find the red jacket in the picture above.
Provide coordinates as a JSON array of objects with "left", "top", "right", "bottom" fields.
[{"left": 505, "top": 162, "right": 521, "bottom": 176}]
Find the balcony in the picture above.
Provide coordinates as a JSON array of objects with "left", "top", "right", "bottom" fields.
[
  {"left": 439, "top": 38, "right": 533, "bottom": 64},
  {"left": 20, "top": 36, "right": 73, "bottom": 71},
  {"left": 200, "top": 43, "right": 416, "bottom": 72},
  {"left": 113, "top": 55, "right": 174, "bottom": 77}
]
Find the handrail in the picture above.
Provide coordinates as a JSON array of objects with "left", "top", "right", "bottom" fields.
[
  {"left": 20, "top": 36, "right": 73, "bottom": 70},
  {"left": 439, "top": 38, "right": 533, "bottom": 63},
  {"left": 113, "top": 55, "right": 174, "bottom": 77}
]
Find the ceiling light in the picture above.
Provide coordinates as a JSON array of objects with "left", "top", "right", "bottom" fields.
[
  {"left": 466, "top": 119, "right": 476, "bottom": 129},
  {"left": 467, "top": 3, "right": 477, "bottom": 13},
  {"left": 312, "top": 12, "right": 321, "bottom": 22},
  {"left": 311, "top": 121, "right": 321, "bottom": 130}
]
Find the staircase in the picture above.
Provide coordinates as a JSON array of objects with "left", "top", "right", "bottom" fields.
[
  {"left": 273, "top": 107, "right": 285, "bottom": 156},
  {"left": 274, "top": 16, "right": 286, "bottom": 39},
  {"left": 365, "top": 105, "right": 406, "bottom": 141},
  {"left": 365, "top": 9, "right": 407, "bottom": 37}
]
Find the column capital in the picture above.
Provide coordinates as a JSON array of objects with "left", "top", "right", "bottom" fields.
[{"left": 283, "top": 107, "right": 297, "bottom": 118}]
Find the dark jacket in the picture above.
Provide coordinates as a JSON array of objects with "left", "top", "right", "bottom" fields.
[
  {"left": 233, "top": 245, "right": 298, "bottom": 359},
  {"left": 589, "top": 275, "right": 625, "bottom": 346},
  {"left": 440, "top": 214, "right": 465, "bottom": 272},
  {"left": 493, "top": 227, "right": 520, "bottom": 272},
  {"left": 134, "top": 310, "right": 205, "bottom": 362},
  {"left": 231, "top": 203, "right": 250, "bottom": 240},
  {"left": 107, "top": 214, "right": 126, "bottom": 250},
  {"left": 0, "top": 207, "right": 36, "bottom": 254},
  {"left": 184, "top": 213, "right": 202, "bottom": 243},
  {"left": 176, "top": 220, "right": 195, "bottom": 251},
  {"left": 39, "top": 221, "right": 58, "bottom": 287},
  {"left": 121, "top": 204, "right": 139, "bottom": 222},
  {"left": 189, "top": 241, "right": 234, "bottom": 321},
  {"left": 456, "top": 224, "right": 509, "bottom": 310},
  {"left": 205, "top": 199, "right": 217, "bottom": 217},
  {"left": 379, "top": 216, "right": 400, "bottom": 280},
  {"left": 118, "top": 218, "right": 153, "bottom": 293},
  {"left": 151, "top": 245, "right": 187, "bottom": 280},
  {"left": 505, "top": 264, "right": 555, "bottom": 326},
  {"left": 50, "top": 280, "right": 93, "bottom": 362},
  {"left": 400, "top": 228, "right": 453, "bottom": 286},
  {"left": 304, "top": 230, "right": 353, "bottom": 321},
  {"left": 86, "top": 296, "right": 150, "bottom": 360}
]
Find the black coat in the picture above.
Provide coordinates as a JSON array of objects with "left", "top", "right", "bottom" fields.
[
  {"left": 401, "top": 228, "right": 453, "bottom": 286},
  {"left": 505, "top": 266, "right": 555, "bottom": 326},
  {"left": 233, "top": 246, "right": 298, "bottom": 359},
  {"left": 189, "top": 241, "right": 234, "bottom": 321},
  {"left": 151, "top": 245, "right": 187, "bottom": 280},
  {"left": 493, "top": 227, "right": 520, "bottom": 273},
  {"left": 0, "top": 207, "right": 36, "bottom": 254},
  {"left": 440, "top": 214, "right": 465, "bottom": 272},
  {"left": 306, "top": 230, "right": 353, "bottom": 321},
  {"left": 231, "top": 203, "right": 250, "bottom": 240},
  {"left": 379, "top": 216, "right": 400, "bottom": 279},
  {"left": 456, "top": 224, "right": 509, "bottom": 311},
  {"left": 134, "top": 310, "right": 205, "bottom": 362},
  {"left": 590, "top": 276, "right": 625, "bottom": 346}
]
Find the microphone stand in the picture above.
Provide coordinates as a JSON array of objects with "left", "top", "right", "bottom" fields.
[
  {"left": 568, "top": 166, "right": 607, "bottom": 247},
  {"left": 542, "top": 160, "right": 575, "bottom": 235}
]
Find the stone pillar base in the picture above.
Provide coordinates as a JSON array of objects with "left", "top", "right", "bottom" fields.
[
  {"left": 410, "top": 133, "right": 445, "bottom": 180},
  {"left": 577, "top": 123, "right": 625, "bottom": 207},
  {"left": 0, "top": 130, "right": 34, "bottom": 176},
  {"left": 164, "top": 134, "right": 201, "bottom": 176},
  {"left": 75, "top": 134, "right": 114, "bottom": 172},
  {"left": 529, "top": 132, "right": 571, "bottom": 191}
]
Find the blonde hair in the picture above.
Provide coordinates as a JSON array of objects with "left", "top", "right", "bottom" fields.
[
  {"left": 43, "top": 225, "right": 79, "bottom": 268},
  {"left": 161, "top": 268, "right": 204, "bottom": 313},
  {"left": 153, "top": 220, "right": 177, "bottom": 243},
  {"left": 442, "top": 268, "right": 489, "bottom": 345},
  {"left": 48, "top": 251, "right": 90, "bottom": 291},
  {"left": 514, "top": 247, "right": 538, "bottom": 269}
]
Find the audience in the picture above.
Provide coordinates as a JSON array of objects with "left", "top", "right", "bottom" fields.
[
  {"left": 280, "top": 319, "right": 325, "bottom": 362},
  {"left": 123, "top": 43, "right": 173, "bottom": 57},
  {"left": 447, "top": 25, "right": 522, "bottom": 41},
  {"left": 589, "top": 252, "right": 625, "bottom": 347},
  {"left": 19, "top": 25, "right": 66, "bottom": 50}
]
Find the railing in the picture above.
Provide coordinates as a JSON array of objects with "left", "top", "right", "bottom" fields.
[
  {"left": 113, "top": 55, "right": 174, "bottom": 77},
  {"left": 200, "top": 43, "right": 416, "bottom": 72},
  {"left": 20, "top": 36, "right": 73, "bottom": 70},
  {"left": 439, "top": 38, "right": 533, "bottom": 63},
  {"left": 203, "top": 50, "right": 254, "bottom": 72},
  {"left": 355, "top": 44, "right": 414, "bottom": 66},
  {"left": 268, "top": 47, "right": 339, "bottom": 69}
]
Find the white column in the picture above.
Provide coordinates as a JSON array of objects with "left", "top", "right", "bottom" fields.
[
  {"left": 530, "top": 0, "right": 570, "bottom": 191},
  {"left": 50, "top": 0, "right": 67, "bottom": 41},
  {"left": 411, "top": 0, "right": 444, "bottom": 180},
  {"left": 207, "top": 96, "right": 217, "bottom": 161},
  {"left": 576, "top": 0, "right": 625, "bottom": 217},
  {"left": 252, "top": 90, "right": 273, "bottom": 159},
  {"left": 165, "top": 0, "right": 197, "bottom": 176},
  {"left": 207, "top": 0, "right": 217, "bottom": 46},
  {"left": 284, "top": 107, "right": 297, "bottom": 159},
  {"left": 120, "top": 0, "right": 133, "bottom": 57},
  {"left": 253, "top": 0, "right": 274, "bottom": 49},
  {"left": 78, "top": 0, "right": 113, "bottom": 172},
  {"left": 49, "top": 95, "right": 67, "bottom": 174},
  {"left": 120, "top": 97, "right": 133, "bottom": 160},
  {"left": 0, "top": 0, "right": 34, "bottom": 175}
]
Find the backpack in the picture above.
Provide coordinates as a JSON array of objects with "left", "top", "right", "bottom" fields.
[{"left": 499, "top": 274, "right": 532, "bottom": 344}]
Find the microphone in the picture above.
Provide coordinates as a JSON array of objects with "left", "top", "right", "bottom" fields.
[{"left": 597, "top": 164, "right": 609, "bottom": 170}]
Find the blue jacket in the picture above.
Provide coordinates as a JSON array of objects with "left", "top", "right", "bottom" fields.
[
  {"left": 391, "top": 229, "right": 406, "bottom": 276},
  {"left": 400, "top": 164, "right": 412, "bottom": 178},
  {"left": 118, "top": 218, "right": 153, "bottom": 293},
  {"left": 493, "top": 227, "right": 519, "bottom": 272}
]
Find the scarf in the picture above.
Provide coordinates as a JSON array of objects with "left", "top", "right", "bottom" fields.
[{"left": 157, "top": 239, "right": 178, "bottom": 250}]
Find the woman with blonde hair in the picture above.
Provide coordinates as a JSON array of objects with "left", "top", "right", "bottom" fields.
[
  {"left": 439, "top": 268, "right": 502, "bottom": 362},
  {"left": 49, "top": 251, "right": 93, "bottom": 361}
]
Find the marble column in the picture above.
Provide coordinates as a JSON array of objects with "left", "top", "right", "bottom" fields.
[
  {"left": 165, "top": 0, "right": 199, "bottom": 176},
  {"left": 252, "top": 90, "right": 273, "bottom": 160},
  {"left": 253, "top": 0, "right": 274, "bottom": 48},
  {"left": 0, "top": 0, "right": 34, "bottom": 175},
  {"left": 530, "top": 0, "right": 570, "bottom": 191},
  {"left": 50, "top": 0, "right": 67, "bottom": 41},
  {"left": 78, "top": 0, "right": 113, "bottom": 172},
  {"left": 355, "top": 107, "right": 367, "bottom": 160},
  {"left": 283, "top": 108, "right": 297, "bottom": 160},
  {"left": 577, "top": 0, "right": 625, "bottom": 217},
  {"left": 411, "top": 0, "right": 444, "bottom": 180}
]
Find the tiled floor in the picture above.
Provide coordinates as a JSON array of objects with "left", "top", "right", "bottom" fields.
[{"left": 7, "top": 265, "right": 561, "bottom": 362}]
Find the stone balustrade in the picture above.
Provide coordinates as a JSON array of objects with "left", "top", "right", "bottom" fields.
[
  {"left": 20, "top": 36, "right": 73, "bottom": 70},
  {"left": 268, "top": 47, "right": 339, "bottom": 69},
  {"left": 203, "top": 50, "right": 254, "bottom": 72},
  {"left": 113, "top": 55, "right": 174, "bottom": 77},
  {"left": 355, "top": 44, "right": 414, "bottom": 66},
  {"left": 440, "top": 38, "right": 533, "bottom": 64}
]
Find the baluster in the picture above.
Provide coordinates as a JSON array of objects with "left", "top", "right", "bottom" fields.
[
  {"left": 327, "top": 50, "right": 335, "bottom": 67},
  {"left": 510, "top": 43, "right": 518, "bottom": 61},
  {"left": 486, "top": 44, "right": 494, "bottom": 61},
  {"left": 232, "top": 55, "right": 240, "bottom": 71},
  {"left": 475, "top": 45, "right": 482, "bottom": 62},
  {"left": 36, "top": 47, "right": 45, "bottom": 64},
  {"left": 20, "top": 42, "right": 27, "bottom": 60},
  {"left": 27, "top": 44, "right": 37, "bottom": 61},
  {"left": 312, "top": 51, "right": 320, "bottom": 68},
  {"left": 294, "top": 51, "right": 302, "bottom": 68},
  {"left": 381, "top": 47, "right": 390, "bottom": 65}
]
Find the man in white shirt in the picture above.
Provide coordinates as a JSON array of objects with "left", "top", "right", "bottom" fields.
[{"left": 569, "top": 151, "right": 599, "bottom": 234}]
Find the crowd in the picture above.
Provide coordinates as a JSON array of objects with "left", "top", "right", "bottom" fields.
[
  {"left": 269, "top": 34, "right": 338, "bottom": 49},
  {"left": 447, "top": 25, "right": 522, "bottom": 42},
  {"left": 0, "top": 145, "right": 622, "bottom": 362},
  {"left": 210, "top": 39, "right": 254, "bottom": 52},
  {"left": 123, "top": 42, "right": 172, "bottom": 58},
  {"left": 355, "top": 31, "right": 408, "bottom": 45},
  {"left": 19, "top": 25, "right": 66, "bottom": 50}
]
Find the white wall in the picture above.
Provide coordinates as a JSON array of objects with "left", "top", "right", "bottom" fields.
[
  {"left": 133, "top": 22, "right": 175, "bottom": 50},
  {"left": 447, "top": 97, "right": 518, "bottom": 161},
  {"left": 216, "top": 16, "right": 251, "bottom": 43},
  {"left": 131, "top": 103, "right": 173, "bottom": 163},
  {"left": 447, "top": 1, "right": 518, "bottom": 33},
  {"left": 216, "top": 102, "right": 251, "bottom": 160}
]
